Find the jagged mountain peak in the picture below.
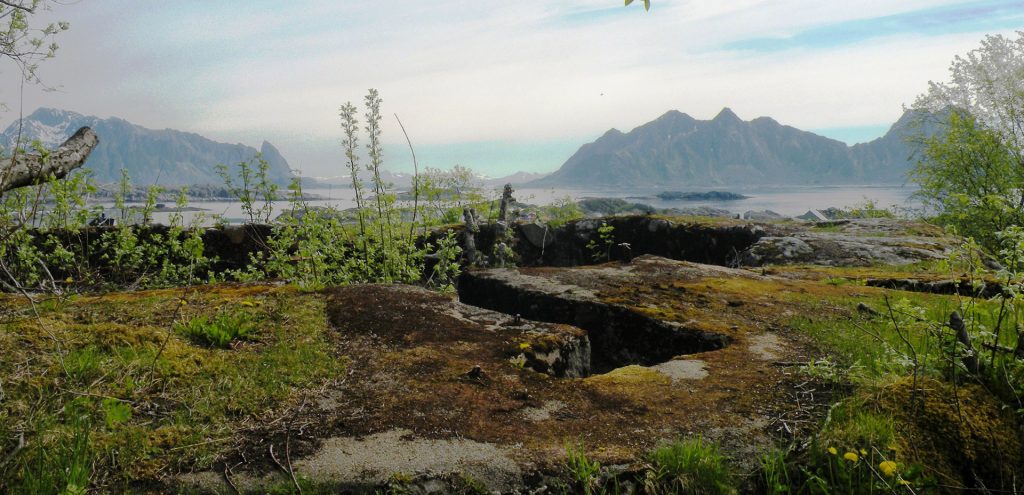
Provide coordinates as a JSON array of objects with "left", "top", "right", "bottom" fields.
[
  {"left": 260, "top": 140, "right": 283, "bottom": 157},
  {"left": 712, "top": 107, "right": 742, "bottom": 123},
  {"left": 652, "top": 110, "right": 696, "bottom": 124}
]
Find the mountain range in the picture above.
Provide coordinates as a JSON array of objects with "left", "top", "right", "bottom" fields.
[
  {"left": 2, "top": 107, "right": 936, "bottom": 191},
  {"left": 0, "top": 108, "right": 294, "bottom": 186},
  {"left": 531, "top": 108, "right": 935, "bottom": 189},
  {"left": 1, "top": 108, "right": 548, "bottom": 190}
]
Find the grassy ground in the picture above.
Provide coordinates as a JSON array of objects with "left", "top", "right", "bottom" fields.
[
  {"left": 770, "top": 267, "right": 1023, "bottom": 493},
  {"left": 0, "top": 259, "right": 1021, "bottom": 493},
  {"left": 626, "top": 261, "right": 1023, "bottom": 493},
  {"left": 0, "top": 284, "right": 344, "bottom": 493}
]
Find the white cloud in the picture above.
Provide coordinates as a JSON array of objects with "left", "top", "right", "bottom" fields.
[{"left": 0, "top": 0, "right": 1012, "bottom": 175}]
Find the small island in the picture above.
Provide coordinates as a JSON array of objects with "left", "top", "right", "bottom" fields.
[{"left": 656, "top": 190, "right": 750, "bottom": 201}]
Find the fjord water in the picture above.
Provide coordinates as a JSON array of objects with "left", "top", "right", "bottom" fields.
[
  {"left": 516, "top": 184, "right": 919, "bottom": 217},
  {"left": 128, "top": 184, "right": 919, "bottom": 226}
]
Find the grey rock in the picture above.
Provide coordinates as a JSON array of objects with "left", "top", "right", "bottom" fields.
[
  {"left": 739, "top": 219, "right": 955, "bottom": 267},
  {"left": 519, "top": 222, "right": 555, "bottom": 248},
  {"left": 741, "top": 237, "right": 813, "bottom": 265},
  {"left": 662, "top": 206, "right": 733, "bottom": 217},
  {"left": 219, "top": 225, "right": 249, "bottom": 244},
  {"left": 742, "top": 210, "right": 784, "bottom": 220},
  {"left": 647, "top": 218, "right": 671, "bottom": 232}
]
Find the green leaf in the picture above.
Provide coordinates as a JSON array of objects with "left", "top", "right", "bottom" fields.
[
  {"left": 60, "top": 483, "right": 87, "bottom": 495},
  {"left": 102, "top": 398, "right": 132, "bottom": 428},
  {"left": 625, "top": 0, "right": 634, "bottom": 5},
  {"left": 644, "top": 0, "right": 650, "bottom": 10}
]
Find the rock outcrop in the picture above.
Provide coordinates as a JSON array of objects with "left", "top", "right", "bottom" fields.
[
  {"left": 180, "top": 257, "right": 828, "bottom": 492},
  {"left": 739, "top": 218, "right": 954, "bottom": 266}
]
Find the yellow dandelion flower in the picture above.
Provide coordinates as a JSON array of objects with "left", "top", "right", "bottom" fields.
[
  {"left": 879, "top": 460, "right": 898, "bottom": 477},
  {"left": 178, "top": 299, "right": 188, "bottom": 306},
  {"left": 519, "top": 342, "right": 532, "bottom": 350},
  {"left": 898, "top": 479, "right": 912, "bottom": 486},
  {"left": 860, "top": 448, "right": 868, "bottom": 456},
  {"left": 827, "top": 447, "right": 838, "bottom": 455},
  {"left": 843, "top": 452, "right": 859, "bottom": 462},
  {"left": 64, "top": 276, "right": 74, "bottom": 284}
]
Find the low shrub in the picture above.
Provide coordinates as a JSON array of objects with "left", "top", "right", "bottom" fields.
[
  {"left": 646, "top": 437, "right": 736, "bottom": 495},
  {"left": 175, "top": 310, "right": 256, "bottom": 348}
]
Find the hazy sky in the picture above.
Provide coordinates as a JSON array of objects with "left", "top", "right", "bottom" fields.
[{"left": 2, "top": 0, "right": 1022, "bottom": 178}]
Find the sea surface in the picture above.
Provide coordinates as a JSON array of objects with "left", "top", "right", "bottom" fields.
[{"left": 116, "top": 184, "right": 921, "bottom": 226}]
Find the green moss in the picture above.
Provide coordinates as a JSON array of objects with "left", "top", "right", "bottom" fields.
[
  {"left": 0, "top": 284, "right": 345, "bottom": 491},
  {"left": 811, "top": 223, "right": 844, "bottom": 233},
  {"left": 653, "top": 214, "right": 751, "bottom": 227},
  {"left": 881, "top": 377, "right": 1024, "bottom": 489},
  {"left": 586, "top": 365, "right": 671, "bottom": 386}
]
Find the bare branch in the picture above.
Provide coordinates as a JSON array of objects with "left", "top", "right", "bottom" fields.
[
  {"left": 0, "top": 1, "right": 35, "bottom": 14},
  {"left": 0, "top": 126, "right": 98, "bottom": 193}
]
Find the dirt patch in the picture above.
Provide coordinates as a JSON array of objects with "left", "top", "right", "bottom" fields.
[{"left": 522, "top": 400, "right": 567, "bottom": 422}]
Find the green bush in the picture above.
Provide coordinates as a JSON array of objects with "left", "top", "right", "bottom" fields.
[
  {"left": 587, "top": 221, "right": 615, "bottom": 263},
  {"left": 542, "top": 195, "right": 583, "bottom": 228},
  {"left": 842, "top": 198, "right": 896, "bottom": 219},
  {"left": 912, "top": 110, "right": 1023, "bottom": 251}
]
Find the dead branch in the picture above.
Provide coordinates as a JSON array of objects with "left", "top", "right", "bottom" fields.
[
  {"left": 1, "top": 126, "right": 98, "bottom": 193},
  {"left": 269, "top": 443, "right": 301, "bottom": 495},
  {"left": 223, "top": 463, "right": 241, "bottom": 495}
]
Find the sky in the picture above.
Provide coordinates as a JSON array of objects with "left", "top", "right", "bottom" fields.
[{"left": 1, "top": 0, "right": 1023, "bottom": 178}]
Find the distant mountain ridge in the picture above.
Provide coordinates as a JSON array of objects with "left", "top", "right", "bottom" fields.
[
  {"left": 0, "top": 108, "right": 294, "bottom": 186},
  {"left": 532, "top": 108, "right": 933, "bottom": 189}
]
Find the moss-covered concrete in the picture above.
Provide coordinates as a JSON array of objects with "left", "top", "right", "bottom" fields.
[
  {"left": 177, "top": 256, "right": 838, "bottom": 492},
  {"left": 1, "top": 216, "right": 1017, "bottom": 493}
]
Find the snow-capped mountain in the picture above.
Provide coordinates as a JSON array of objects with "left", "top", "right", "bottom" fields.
[{"left": 0, "top": 108, "right": 295, "bottom": 186}]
